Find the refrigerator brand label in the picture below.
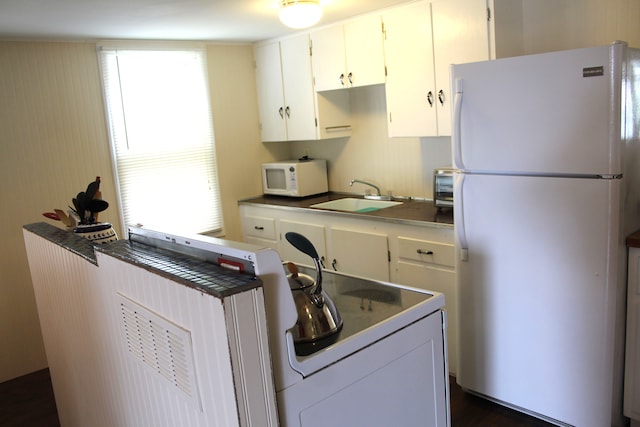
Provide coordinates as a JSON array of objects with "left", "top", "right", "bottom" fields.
[{"left": 583, "top": 66, "right": 604, "bottom": 77}]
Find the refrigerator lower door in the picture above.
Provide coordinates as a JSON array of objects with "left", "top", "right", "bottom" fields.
[{"left": 455, "top": 173, "right": 622, "bottom": 426}]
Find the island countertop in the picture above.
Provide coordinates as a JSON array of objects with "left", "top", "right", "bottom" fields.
[{"left": 23, "top": 222, "right": 261, "bottom": 299}]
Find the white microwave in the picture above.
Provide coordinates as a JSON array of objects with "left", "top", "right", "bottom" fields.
[{"left": 262, "top": 159, "right": 328, "bottom": 197}]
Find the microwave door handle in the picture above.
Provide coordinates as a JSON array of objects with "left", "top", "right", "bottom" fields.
[
  {"left": 452, "top": 78, "right": 465, "bottom": 171},
  {"left": 454, "top": 173, "right": 468, "bottom": 261}
]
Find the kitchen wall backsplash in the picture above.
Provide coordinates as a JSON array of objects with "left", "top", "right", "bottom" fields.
[{"left": 289, "top": 84, "right": 452, "bottom": 200}]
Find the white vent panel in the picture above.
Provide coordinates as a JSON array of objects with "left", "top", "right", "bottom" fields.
[{"left": 118, "top": 293, "right": 200, "bottom": 407}]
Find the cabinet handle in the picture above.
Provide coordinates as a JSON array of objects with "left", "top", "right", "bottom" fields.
[
  {"left": 254, "top": 226, "right": 264, "bottom": 230},
  {"left": 285, "top": 106, "right": 290, "bottom": 118},
  {"left": 438, "top": 90, "right": 445, "bottom": 106},
  {"left": 278, "top": 107, "right": 284, "bottom": 118},
  {"left": 331, "top": 258, "right": 338, "bottom": 270},
  {"left": 325, "top": 125, "right": 352, "bottom": 131},
  {"left": 339, "top": 73, "right": 345, "bottom": 87},
  {"left": 427, "top": 91, "right": 434, "bottom": 107},
  {"left": 347, "top": 72, "right": 353, "bottom": 85},
  {"left": 320, "top": 256, "right": 326, "bottom": 269},
  {"left": 417, "top": 249, "right": 434, "bottom": 255}
]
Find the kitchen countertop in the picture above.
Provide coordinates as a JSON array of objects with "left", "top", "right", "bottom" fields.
[
  {"left": 628, "top": 230, "right": 640, "bottom": 248},
  {"left": 239, "top": 192, "right": 453, "bottom": 227}
]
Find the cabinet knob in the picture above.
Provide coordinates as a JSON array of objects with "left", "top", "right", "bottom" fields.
[
  {"left": 339, "top": 73, "right": 345, "bottom": 87},
  {"left": 427, "top": 91, "right": 434, "bottom": 107},
  {"left": 417, "top": 249, "right": 434, "bottom": 255},
  {"left": 285, "top": 106, "right": 290, "bottom": 118},
  {"left": 438, "top": 90, "right": 445, "bottom": 106},
  {"left": 278, "top": 107, "right": 284, "bottom": 118}
]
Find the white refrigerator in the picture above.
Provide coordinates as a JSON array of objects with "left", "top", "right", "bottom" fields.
[{"left": 451, "top": 41, "right": 640, "bottom": 427}]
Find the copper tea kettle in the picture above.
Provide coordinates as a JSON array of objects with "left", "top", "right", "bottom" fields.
[{"left": 284, "top": 232, "right": 343, "bottom": 343}]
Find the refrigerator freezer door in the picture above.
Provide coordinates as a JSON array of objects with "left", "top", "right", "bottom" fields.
[
  {"left": 454, "top": 173, "right": 621, "bottom": 426},
  {"left": 451, "top": 43, "right": 624, "bottom": 176}
]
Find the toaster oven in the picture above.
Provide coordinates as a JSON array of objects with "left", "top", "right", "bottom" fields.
[{"left": 433, "top": 167, "right": 454, "bottom": 208}]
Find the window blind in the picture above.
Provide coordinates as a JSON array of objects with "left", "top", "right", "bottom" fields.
[{"left": 98, "top": 46, "right": 223, "bottom": 235}]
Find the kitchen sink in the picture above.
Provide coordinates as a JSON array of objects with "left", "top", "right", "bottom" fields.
[{"left": 310, "top": 198, "right": 403, "bottom": 213}]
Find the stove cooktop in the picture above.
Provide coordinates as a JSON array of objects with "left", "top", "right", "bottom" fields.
[{"left": 294, "top": 266, "right": 438, "bottom": 358}]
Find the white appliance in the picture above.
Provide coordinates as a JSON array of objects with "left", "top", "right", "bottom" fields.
[
  {"left": 451, "top": 41, "right": 640, "bottom": 427},
  {"left": 275, "top": 266, "right": 449, "bottom": 427},
  {"left": 262, "top": 159, "right": 328, "bottom": 197}
]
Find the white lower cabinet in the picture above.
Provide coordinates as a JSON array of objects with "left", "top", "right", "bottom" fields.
[
  {"left": 279, "top": 219, "right": 327, "bottom": 267},
  {"left": 392, "top": 234, "right": 457, "bottom": 374},
  {"left": 241, "top": 213, "right": 277, "bottom": 248},
  {"left": 240, "top": 206, "right": 392, "bottom": 282},
  {"left": 239, "top": 204, "right": 456, "bottom": 373},
  {"left": 327, "top": 227, "right": 389, "bottom": 281}
]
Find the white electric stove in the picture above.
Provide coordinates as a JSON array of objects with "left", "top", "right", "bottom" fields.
[{"left": 275, "top": 266, "right": 449, "bottom": 427}]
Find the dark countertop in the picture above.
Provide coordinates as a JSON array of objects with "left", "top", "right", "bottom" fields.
[
  {"left": 628, "top": 230, "right": 640, "bottom": 248},
  {"left": 239, "top": 192, "right": 453, "bottom": 227},
  {"left": 23, "top": 222, "right": 261, "bottom": 299}
]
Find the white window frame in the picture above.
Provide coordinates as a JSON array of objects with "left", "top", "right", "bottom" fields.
[{"left": 97, "top": 41, "right": 223, "bottom": 236}]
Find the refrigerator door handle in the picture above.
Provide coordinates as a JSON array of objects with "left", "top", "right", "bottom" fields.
[
  {"left": 452, "top": 78, "right": 464, "bottom": 170},
  {"left": 454, "top": 172, "right": 469, "bottom": 261}
]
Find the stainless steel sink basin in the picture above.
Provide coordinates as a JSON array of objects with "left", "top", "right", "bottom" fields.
[{"left": 310, "top": 198, "right": 403, "bottom": 213}]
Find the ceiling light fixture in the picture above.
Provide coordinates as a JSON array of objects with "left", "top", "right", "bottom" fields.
[{"left": 279, "top": 0, "right": 323, "bottom": 29}]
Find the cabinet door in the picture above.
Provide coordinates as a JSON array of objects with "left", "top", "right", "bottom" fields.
[
  {"left": 254, "top": 42, "right": 287, "bottom": 142},
  {"left": 397, "top": 262, "right": 456, "bottom": 374},
  {"left": 432, "top": 0, "right": 490, "bottom": 136},
  {"left": 383, "top": 1, "right": 437, "bottom": 137},
  {"left": 280, "top": 35, "right": 318, "bottom": 141},
  {"left": 279, "top": 220, "right": 327, "bottom": 269},
  {"left": 310, "top": 25, "right": 347, "bottom": 91},
  {"left": 328, "top": 228, "right": 389, "bottom": 281},
  {"left": 343, "top": 14, "right": 386, "bottom": 88},
  {"left": 625, "top": 248, "right": 640, "bottom": 420}
]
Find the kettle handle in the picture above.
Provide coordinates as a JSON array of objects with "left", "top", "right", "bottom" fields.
[
  {"left": 285, "top": 232, "right": 319, "bottom": 259},
  {"left": 285, "top": 232, "right": 323, "bottom": 296}
]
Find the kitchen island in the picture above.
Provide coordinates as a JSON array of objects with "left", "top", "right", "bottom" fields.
[{"left": 23, "top": 222, "right": 449, "bottom": 427}]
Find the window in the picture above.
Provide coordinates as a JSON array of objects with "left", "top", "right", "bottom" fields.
[{"left": 98, "top": 43, "right": 223, "bottom": 235}]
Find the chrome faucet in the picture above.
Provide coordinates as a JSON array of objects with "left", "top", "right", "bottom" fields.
[
  {"left": 349, "top": 179, "right": 381, "bottom": 195},
  {"left": 349, "top": 179, "right": 391, "bottom": 200}
]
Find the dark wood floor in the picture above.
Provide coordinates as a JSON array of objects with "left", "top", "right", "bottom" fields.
[{"left": 0, "top": 369, "right": 554, "bottom": 426}]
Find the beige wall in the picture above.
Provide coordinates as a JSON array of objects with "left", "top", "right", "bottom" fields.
[
  {"left": 0, "top": 40, "right": 280, "bottom": 382},
  {"left": 0, "top": 41, "right": 116, "bottom": 381},
  {"left": 522, "top": 0, "right": 640, "bottom": 53}
]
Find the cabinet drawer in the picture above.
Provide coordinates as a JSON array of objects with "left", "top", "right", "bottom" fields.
[
  {"left": 245, "top": 216, "right": 276, "bottom": 240},
  {"left": 398, "top": 237, "right": 454, "bottom": 267}
]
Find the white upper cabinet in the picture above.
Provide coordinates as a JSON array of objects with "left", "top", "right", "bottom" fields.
[
  {"left": 431, "top": 0, "right": 495, "bottom": 136},
  {"left": 311, "top": 15, "right": 386, "bottom": 91},
  {"left": 383, "top": 1, "right": 437, "bottom": 137},
  {"left": 254, "top": 35, "right": 352, "bottom": 142},
  {"left": 383, "top": 0, "right": 525, "bottom": 137},
  {"left": 254, "top": 41, "right": 288, "bottom": 142},
  {"left": 254, "top": 35, "right": 317, "bottom": 142}
]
